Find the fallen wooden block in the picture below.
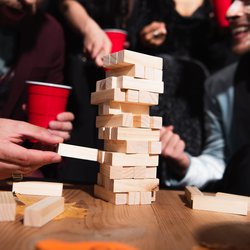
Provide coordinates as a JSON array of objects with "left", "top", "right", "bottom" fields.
[
  {"left": 192, "top": 195, "right": 248, "bottom": 216},
  {"left": 24, "top": 196, "right": 64, "bottom": 227},
  {"left": 0, "top": 191, "right": 16, "bottom": 221},
  {"left": 12, "top": 181, "right": 63, "bottom": 196},
  {"left": 216, "top": 192, "right": 250, "bottom": 211},
  {"left": 57, "top": 143, "right": 98, "bottom": 162},
  {"left": 185, "top": 186, "right": 203, "bottom": 205}
]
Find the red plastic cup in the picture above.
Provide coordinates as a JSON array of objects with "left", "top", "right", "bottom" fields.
[
  {"left": 104, "top": 29, "right": 127, "bottom": 53},
  {"left": 212, "top": 0, "right": 231, "bottom": 28},
  {"left": 26, "top": 81, "right": 72, "bottom": 128}
]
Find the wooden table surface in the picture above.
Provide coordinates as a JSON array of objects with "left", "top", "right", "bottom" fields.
[{"left": 1, "top": 183, "right": 250, "bottom": 250}]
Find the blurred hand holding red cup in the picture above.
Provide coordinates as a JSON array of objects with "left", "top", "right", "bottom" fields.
[
  {"left": 26, "top": 81, "right": 72, "bottom": 128},
  {"left": 104, "top": 28, "right": 127, "bottom": 53}
]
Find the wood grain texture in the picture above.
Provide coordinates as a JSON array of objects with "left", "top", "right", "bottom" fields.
[
  {"left": 1, "top": 185, "right": 250, "bottom": 250},
  {"left": 0, "top": 191, "right": 16, "bottom": 221},
  {"left": 12, "top": 181, "right": 63, "bottom": 196}
]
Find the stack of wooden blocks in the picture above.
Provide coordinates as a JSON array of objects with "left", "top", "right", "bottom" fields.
[{"left": 91, "top": 50, "right": 164, "bottom": 205}]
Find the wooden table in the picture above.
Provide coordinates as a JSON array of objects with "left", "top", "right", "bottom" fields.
[{"left": 1, "top": 183, "right": 250, "bottom": 250}]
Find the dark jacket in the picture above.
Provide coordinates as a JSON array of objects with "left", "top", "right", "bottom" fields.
[{"left": 1, "top": 12, "right": 65, "bottom": 120}]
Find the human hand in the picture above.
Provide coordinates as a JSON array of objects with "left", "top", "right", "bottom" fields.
[
  {"left": 140, "top": 21, "right": 167, "bottom": 47},
  {"left": 83, "top": 18, "right": 112, "bottom": 66},
  {"left": 0, "top": 118, "right": 63, "bottom": 179},
  {"left": 48, "top": 112, "right": 74, "bottom": 141},
  {"left": 160, "top": 126, "right": 190, "bottom": 174}
]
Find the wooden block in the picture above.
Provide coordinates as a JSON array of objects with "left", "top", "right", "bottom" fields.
[
  {"left": 94, "top": 185, "right": 127, "bottom": 205},
  {"left": 97, "top": 150, "right": 105, "bottom": 164},
  {"left": 128, "top": 192, "right": 140, "bottom": 205},
  {"left": 185, "top": 186, "right": 203, "bottom": 205},
  {"left": 106, "top": 64, "right": 145, "bottom": 79},
  {"left": 96, "top": 114, "right": 133, "bottom": 128},
  {"left": 117, "top": 76, "right": 164, "bottom": 93},
  {"left": 143, "top": 67, "right": 163, "bottom": 81},
  {"left": 0, "top": 192, "right": 16, "bottom": 221},
  {"left": 100, "top": 164, "right": 149, "bottom": 179},
  {"left": 103, "top": 54, "right": 110, "bottom": 66},
  {"left": 192, "top": 195, "right": 248, "bottom": 216},
  {"left": 125, "top": 89, "right": 139, "bottom": 103},
  {"left": 96, "top": 77, "right": 118, "bottom": 91},
  {"left": 96, "top": 76, "right": 164, "bottom": 94},
  {"left": 102, "top": 151, "right": 159, "bottom": 166},
  {"left": 145, "top": 167, "right": 157, "bottom": 179},
  {"left": 95, "top": 78, "right": 106, "bottom": 91},
  {"left": 148, "top": 141, "right": 161, "bottom": 154},
  {"left": 110, "top": 51, "right": 118, "bottom": 65},
  {"left": 133, "top": 166, "right": 147, "bottom": 179},
  {"left": 98, "top": 102, "right": 121, "bottom": 115},
  {"left": 101, "top": 175, "right": 159, "bottom": 192},
  {"left": 24, "top": 196, "right": 64, "bottom": 227},
  {"left": 99, "top": 127, "right": 160, "bottom": 141},
  {"left": 140, "top": 191, "right": 152, "bottom": 205},
  {"left": 216, "top": 192, "right": 250, "bottom": 211},
  {"left": 104, "top": 140, "right": 148, "bottom": 153},
  {"left": 112, "top": 50, "right": 163, "bottom": 70},
  {"left": 12, "top": 181, "right": 63, "bottom": 196},
  {"left": 91, "top": 88, "right": 125, "bottom": 105},
  {"left": 144, "top": 66, "right": 154, "bottom": 80},
  {"left": 153, "top": 68, "right": 163, "bottom": 81},
  {"left": 98, "top": 102, "right": 150, "bottom": 115},
  {"left": 139, "top": 91, "right": 159, "bottom": 105},
  {"left": 100, "top": 164, "right": 135, "bottom": 179},
  {"left": 133, "top": 115, "right": 150, "bottom": 128},
  {"left": 57, "top": 143, "right": 98, "bottom": 162},
  {"left": 150, "top": 116, "right": 162, "bottom": 129}
]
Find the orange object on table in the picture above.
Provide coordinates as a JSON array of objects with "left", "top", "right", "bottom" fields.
[{"left": 36, "top": 239, "right": 139, "bottom": 250}]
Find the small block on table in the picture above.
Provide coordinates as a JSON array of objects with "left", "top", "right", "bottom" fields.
[
  {"left": 0, "top": 191, "right": 16, "bottom": 221},
  {"left": 185, "top": 186, "right": 203, "bottom": 205},
  {"left": 216, "top": 192, "right": 250, "bottom": 211},
  {"left": 24, "top": 196, "right": 64, "bottom": 227},
  {"left": 12, "top": 181, "right": 63, "bottom": 197},
  {"left": 192, "top": 195, "right": 248, "bottom": 215}
]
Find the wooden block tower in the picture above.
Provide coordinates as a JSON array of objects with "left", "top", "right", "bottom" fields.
[{"left": 91, "top": 50, "right": 164, "bottom": 205}]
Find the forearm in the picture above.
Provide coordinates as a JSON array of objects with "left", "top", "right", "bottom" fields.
[{"left": 59, "top": 0, "right": 93, "bottom": 35}]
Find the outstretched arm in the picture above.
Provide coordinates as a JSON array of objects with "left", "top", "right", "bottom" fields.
[{"left": 59, "top": 0, "right": 111, "bottom": 66}]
